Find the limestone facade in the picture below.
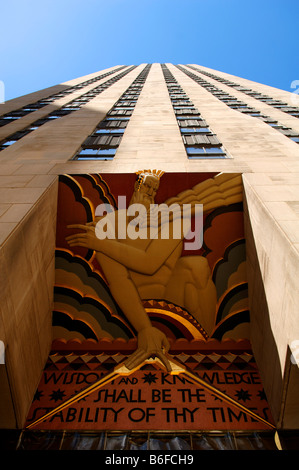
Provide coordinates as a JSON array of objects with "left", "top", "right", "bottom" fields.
[{"left": 0, "top": 63, "right": 298, "bottom": 428}]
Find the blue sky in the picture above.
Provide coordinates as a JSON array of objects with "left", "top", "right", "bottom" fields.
[{"left": 0, "top": 0, "right": 298, "bottom": 101}]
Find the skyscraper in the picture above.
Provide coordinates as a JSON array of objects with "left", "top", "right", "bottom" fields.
[{"left": 1, "top": 63, "right": 299, "bottom": 450}]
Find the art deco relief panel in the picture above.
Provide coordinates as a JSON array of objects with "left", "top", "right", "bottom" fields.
[
  {"left": 53, "top": 171, "right": 249, "bottom": 344},
  {"left": 25, "top": 171, "right": 275, "bottom": 432}
]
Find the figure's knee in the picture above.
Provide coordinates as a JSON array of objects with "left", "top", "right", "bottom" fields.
[{"left": 184, "top": 282, "right": 200, "bottom": 315}]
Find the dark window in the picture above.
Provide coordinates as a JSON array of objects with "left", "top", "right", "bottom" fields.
[
  {"left": 161, "top": 63, "right": 226, "bottom": 159},
  {"left": 0, "top": 66, "right": 137, "bottom": 152},
  {"left": 72, "top": 64, "right": 152, "bottom": 160}
]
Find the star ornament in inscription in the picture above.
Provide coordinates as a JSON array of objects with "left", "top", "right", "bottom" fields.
[
  {"left": 234, "top": 388, "right": 252, "bottom": 402},
  {"left": 49, "top": 388, "right": 67, "bottom": 402},
  {"left": 142, "top": 372, "right": 158, "bottom": 385}
]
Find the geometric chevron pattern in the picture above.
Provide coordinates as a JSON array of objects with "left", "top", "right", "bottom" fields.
[{"left": 46, "top": 351, "right": 257, "bottom": 373}]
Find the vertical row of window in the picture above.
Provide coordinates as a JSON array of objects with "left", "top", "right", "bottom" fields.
[
  {"left": 161, "top": 64, "right": 226, "bottom": 158},
  {"left": 73, "top": 64, "right": 152, "bottom": 160},
  {"left": 0, "top": 66, "right": 137, "bottom": 152},
  {"left": 0, "top": 66, "right": 127, "bottom": 128},
  {"left": 176, "top": 65, "right": 299, "bottom": 144},
  {"left": 187, "top": 65, "right": 299, "bottom": 119}
]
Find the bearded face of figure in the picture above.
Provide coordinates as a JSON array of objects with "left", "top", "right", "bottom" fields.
[{"left": 130, "top": 175, "right": 160, "bottom": 211}]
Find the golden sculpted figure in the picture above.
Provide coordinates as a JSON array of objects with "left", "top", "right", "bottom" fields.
[{"left": 66, "top": 171, "right": 242, "bottom": 371}]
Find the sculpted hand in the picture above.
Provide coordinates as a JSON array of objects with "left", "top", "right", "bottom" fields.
[
  {"left": 66, "top": 224, "right": 99, "bottom": 250},
  {"left": 85, "top": 218, "right": 101, "bottom": 227},
  {"left": 125, "top": 326, "right": 171, "bottom": 372}
]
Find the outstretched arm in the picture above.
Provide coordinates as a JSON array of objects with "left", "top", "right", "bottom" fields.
[
  {"left": 66, "top": 224, "right": 181, "bottom": 275},
  {"left": 65, "top": 224, "right": 173, "bottom": 372}
]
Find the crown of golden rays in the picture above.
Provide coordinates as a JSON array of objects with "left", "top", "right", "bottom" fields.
[
  {"left": 135, "top": 169, "right": 164, "bottom": 190},
  {"left": 136, "top": 169, "right": 165, "bottom": 179}
]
